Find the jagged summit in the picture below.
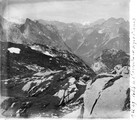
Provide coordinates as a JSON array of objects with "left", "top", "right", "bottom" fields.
[{"left": 0, "top": 17, "right": 71, "bottom": 51}]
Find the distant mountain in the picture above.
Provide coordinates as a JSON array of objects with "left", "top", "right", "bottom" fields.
[
  {"left": 84, "top": 19, "right": 105, "bottom": 27},
  {"left": 39, "top": 18, "right": 129, "bottom": 66},
  {"left": 77, "top": 18, "right": 129, "bottom": 65},
  {"left": 38, "top": 20, "right": 85, "bottom": 52},
  {"left": 0, "top": 16, "right": 71, "bottom": 52}
]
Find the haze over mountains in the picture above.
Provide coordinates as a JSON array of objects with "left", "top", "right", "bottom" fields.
[
  {"left": 0, "top": 16, "right": 130, "bottom": 118},
  {"left": 39, "top": 17, "right": 129, "bottom": 65}
]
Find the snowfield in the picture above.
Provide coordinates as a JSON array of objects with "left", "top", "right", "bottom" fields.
[
  {"left": 98, "top": 29, "right": 104, "bottom": 34},
  {"left": 8, "top": 47, "right": 21, "bottom": 54},
  {"left": 34, "top": 70, "right": 62, "bottom": 76}
]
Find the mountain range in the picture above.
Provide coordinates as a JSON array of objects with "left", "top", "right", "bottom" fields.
[
  {"left": 39, "top": 17, "right": 129, "bottom": 65},
  {"left": 0, "top": 16, "right": 130, "bottom": 118},
  {"left": 1, "top": 16, "right": 129, "bottom": 66}
]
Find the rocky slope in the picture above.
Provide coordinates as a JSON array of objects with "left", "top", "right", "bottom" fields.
[
  {"left": 0, "top": 41, "right": 95, "bottom": 118},
  {"left": 50, "top": 65, "right": 130, "bottom": 119},
  {"left": 84, "top": 66, "right": 130, "bottom": 118},
  {"left": 0, "top": 16, "right": 130, "bottom": 118},
  {"left": 0, "top": 41, "right": 130, "bottom": 118},
  {"left": 92, "top": 49, "right": 130, "bottom": 73},
  {"left": 0, "top": 16, "right": 96, "bottom": 117}
]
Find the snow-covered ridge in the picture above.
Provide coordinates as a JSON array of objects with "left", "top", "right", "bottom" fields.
[{"left": 30, "top": 45, "right": 57, "bottom": 57}]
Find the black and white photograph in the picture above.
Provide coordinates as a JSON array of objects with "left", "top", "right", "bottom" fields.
[{"left": 0, "top": 0, "right": 136, "bottom": 119}]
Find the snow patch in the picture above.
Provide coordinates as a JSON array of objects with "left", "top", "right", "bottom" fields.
[
  {"left": 8, "top": 47, "right": 21, "bottom": 54},
  {"left": 25, "top": 64, "right": 44, "bottom": 71},
  {"left": 54, "top": 90, "right": 65, "bottom": 98},
  {"left": 16, "top": 109, "right": 21, "bottom": 117},
  {"left": 22, "top": 81, "right": 32, "bottom": 91},
  {"left": 22, "top": 79, "right": 43, "bottom": 92},
  {"left": 69, "top": 77, "right": 76, "bottom": 84},
  {"left": 44, "top": 51, "right": 56, "bottom": 57},
  {"left": 34, "top": 70, "right": 61, "bottom": 76},
  {"left": 66, "top": 69, "right": 73, "bottom": 74},
  {"left": 11, "top": 103, "right": 16, "bottom": 108},
  {"left": 4, "top": 81, "right": 8, "bottom": 84},
  {"left": 82, "top": 21, "right": 91, "bottom": 25},
  {"left": 30, "top": 45, "right": 41, "bottom": 51},
  {"left": 98, "top": 30, "right": 103, "bottom": 34},
  {"left": 35, "top": 87, "right": 45, "bottom": 93},
  {"left": 47, "top": 76, "right": 54, "bottom": 80}
]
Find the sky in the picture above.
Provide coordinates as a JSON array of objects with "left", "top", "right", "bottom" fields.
[{"left": 1, "top": 0, "right": 129, "bottom": 24}]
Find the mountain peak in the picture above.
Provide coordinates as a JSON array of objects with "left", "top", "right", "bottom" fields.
[
  {"left": 106, "top": 17, "right": 126, "bottom": 23},
  {"left": 82, "top": 21, "right": 91, "bottom": 25},
  {"left": 107, "top": 17, "right": 117, "bottom": 21},
  {"left": 117, "top": 18, "right": 126, "bottom": 23},
  {"left": 25, "top": 18, "right": 35, "bottom": 25}
]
